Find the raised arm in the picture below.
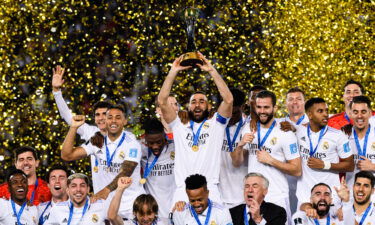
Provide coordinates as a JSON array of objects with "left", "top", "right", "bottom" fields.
[
  {"left": 158, "top": 56, "right": 191, "bottom": 124},
  {"left": 61, "top": 115, "right": 88, "bottom": 161},
  {"left": 107, "top": 177, "right": 132, "bottom": 225},
  {"left": 196, "top": 52, "right": 233, "bottom": 118}
]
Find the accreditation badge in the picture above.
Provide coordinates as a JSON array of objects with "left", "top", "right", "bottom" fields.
[
  {"left": 323, "top": 141, "right": 329, "bottom": 150},
  {"left": 92, "top": 214, "right": 99, "bottom": 223}
]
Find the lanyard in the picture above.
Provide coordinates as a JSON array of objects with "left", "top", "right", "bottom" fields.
[
  {"left": 354, "top": 202, "right": 372, "bottom": 225},
  {"left": 296, "top": 114, "right": 305, "bottom": 125},
  {"left": 143, "top": 149, "right": 160, "bottom": 179},
  {"left": 190, "top": 119, "right": 207, "bottom": 147},
  {"left": 225, "top": 118, "right": 243, "bottom": 152},
  {"left": 313, "top": 215, "right": 330, "bottom": 225},
  {"left": 344, "top": 112, "right": 351, "bottom": 123},
  {"left": 257, "top": 120, "right": 276, "bottom": 149},
  {"left": 67, "top": 198, "right": 89, "bottom": 225},
  {"left": 190, "top": 199, "right": 212, "bottom": 225},
  {"left": 30, "top": 178, "right": 39, "bottom": 205},
  {"left": 353, "top": 125, "right": 371, "bottom": 159},
  {"left": 243, "top": 207, "right": 249, "bottom": 225},
  {"left": 105, "top": 132, "right": 126, "bottom": 167},
  {"left": 39, "top": 201, "right": 52, "bottom": 225},
  {"left": 307, "top": 124, "right": 326, "bottom": 157},
  {"left": 11, "top": 200, "right": 27, "bottom": 225}
]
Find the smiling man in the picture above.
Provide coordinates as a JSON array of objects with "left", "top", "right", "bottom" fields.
[
  {"left": 140, "top": 118, "right": 176, "bottom": 220},
  {"left": 293, "top": 183, "right": 341, "bottom": 224},
  {"left": 0, "top": 146, "right": 51, "bottom": 205},
  {"left": 230, "top": 173, "right": 287, "bottom": 225},
  {"left": 0, "top": 169, "right": 39, "bottom": 224},
  {"left": 45, "top": 173, "right": 109, "bottom": 225},
  {"left": 172, "top": 174, "right": 232, "bottom": 225},
  {"left": 61, "top": 104, "right": 144, "bottom": 219}
]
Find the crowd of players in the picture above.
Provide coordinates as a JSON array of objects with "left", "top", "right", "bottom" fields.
[{"left": 0, "top": 54, "right": 374, "bottom": 225}]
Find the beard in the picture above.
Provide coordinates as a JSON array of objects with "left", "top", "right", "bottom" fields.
[
  {"left": 256, "top": 112, "right": 274, "bottom": 125},
  {"left": 313, "top": 200, "right": 330, "bottom": 217},
  {"left": 355, "top": 193, "right": 371, "bottom": 205},
  {"left": 188, "top": 109, "right": 209, "bottom": 123}
]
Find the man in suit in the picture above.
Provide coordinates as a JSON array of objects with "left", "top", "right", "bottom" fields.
[{"left": 230, "top": 172, "right": 287, "bottom": 225}]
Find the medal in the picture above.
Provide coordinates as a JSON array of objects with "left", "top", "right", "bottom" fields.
[
  {"left": 192, "top": 145, "right": 199, "bottom": 152},
  {"left": 190, "top": 119, "right": 207, "bottom": 152},
  {"left": 140, "top": 178, "right": 147, "bottom": 184},
  {"left": 93, "top": 166, "right": 98, "bottom": 173}
]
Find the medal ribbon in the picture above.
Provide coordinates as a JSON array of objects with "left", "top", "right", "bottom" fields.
[
  {"left": 353, "top": 125, "right": 371, "bottom": 160},
  {"left": 39, "top": 201, "right": 52, "bottom": 225},
  {"left": 313, "top": 215, "right": 330, "bottom": 225},
  {"left": 190, "top": 199, "right": 212, "bottom": 225},
  {"left": 307, "top": 124, "right": 327, "bottom": 157},
  {"left": 105, "top": 132, "right": 126, "bottom": 167},
  {"left": 11, "top": 200, "right": 26, "bottom": 225},
  {"left": 143, "top": 148, "right": 160, "bottom": 179},
  {"left": 354, "top": 202, "right": 372, "bottom": 225},
  {"left": 67, "top": 198, "right": 89, "bottom": 225},
  {"left": 30, "top": 178, "right": 38, "bottom": 205},
  {"left": 344, "top": 112, "right": 351, "bottom": 123},
  {"left": 225, "top": 118, "right": 243, "bottom": 152},
  {"left": 243, "top": 207, "right": 249, "bottom": 225},
  {"left": 296, "top": 114, "right": 305, "bottom": 125},
  {"left": 190, "top": 119, "right": 207, "bottom": 147},
  {"left": 257, "top": 120, "right": 276, "bottom": 149}
]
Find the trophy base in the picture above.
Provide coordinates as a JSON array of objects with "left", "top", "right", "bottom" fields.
[{"left": 181, "top": 52, "right": 203, "bottom": 67}]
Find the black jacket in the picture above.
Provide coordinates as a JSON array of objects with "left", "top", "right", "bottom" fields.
[{"left": 229, "top": 202, "right": 286, "bottom": 225}]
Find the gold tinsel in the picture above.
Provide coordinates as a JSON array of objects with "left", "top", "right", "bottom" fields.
[{"left": 0, "top": 0, "right": 374, "bottom": 182}]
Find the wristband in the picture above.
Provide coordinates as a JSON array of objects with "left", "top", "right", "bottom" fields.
[{"left": 323, "top": 161, "right": 331, "bottom": 170}]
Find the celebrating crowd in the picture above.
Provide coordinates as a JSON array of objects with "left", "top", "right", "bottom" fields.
[{"left": 0, "top": 53, "right": 374, "bottom": 225}]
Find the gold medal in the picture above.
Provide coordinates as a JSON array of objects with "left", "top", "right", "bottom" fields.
[
  {"left": 93, "top": 166, "right": 98, "bottom": 173},
  {"left": 192, "top": 145, "right": 199, "bottom": 152},
  {"left": 140, "top": 178, "right": 147, "bottom": 184}
]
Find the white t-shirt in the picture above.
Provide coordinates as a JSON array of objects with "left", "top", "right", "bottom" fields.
[
  {"left": 37, "top": 200, "right": 69, "bottom": 225},
  {"left": 141, "top": 142, "right": 176, "bottom": 219},
  {"left": 346, "top": 126, "right": 375, "bottom": 187},
  {"left": 83, "top": 131, "right": 145, "bottom": 213},
  {"left": 44, "top": 198, "right": 108, "bottom": 225},
  {"left": 169, "top": 113, "right": 229, "bottom": 187},
  {"left": 172, "top": 201, "right": 232, "bottom": 225},
  {"left": 295, "top": 125, "right": 352, "bottom": 203},
  {"left": 292, "top": 210, "right": 342, "bottom": 225},
  {"left": 219, "top": 117, "right": 248, "bottom": 205},
  {"left": 0, "top": 198, "right": 38, "bottom": 225},
  {"left": 242, "top": 120, "right": 300, "bottom": 203},
  {"left": 342, "top": 201, "right": 375, "bottom": 225}
]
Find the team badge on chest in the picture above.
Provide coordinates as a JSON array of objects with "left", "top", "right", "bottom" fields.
[
  {"left": 271, "top": 137, "right": 277, "bottom": 145},
  {"left": 323, "top": 141, "right": 329, "bottom": 150},
  {"left": 119, "top": 151, "right": 125, "bottom": 160},
  {"left": 170, "top": 151, "right": 175, "bottom": 160},
  {"left": 210, "top": 220, "right": 217, "bottom": 225},
  {"left": 92, "top": 214, "right": 99, "bottom": 223},
  {"left": 371, "top": 142, "right": 375, "bottom": 151},
  {"left": 93, "top": 166, "right": 99, "bottom": 173},
  {"left": 203, "top": 122, "right": 210, "bottom": 129}
]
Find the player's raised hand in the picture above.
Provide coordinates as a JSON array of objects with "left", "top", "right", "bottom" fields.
[
  {"left": 334, "top": 176, "right": 350, "bottom": 202},
  {"left": 52, "top": 65, "right": 65, "bottom": 92},
  {"left": 196, "top": 52, "right": 215, "bottom": 72},
  {"left": 117, "top": 177, "right": 132, "bottom": 190},
  {"left": 71, "top": 115, "right": 85, "bottom": 128},
  {"left": 238, "top": 129, "right": 255, "bottom": 148},
  {"left": 170, "top": 55, "right": 192, "bottom": 74}
]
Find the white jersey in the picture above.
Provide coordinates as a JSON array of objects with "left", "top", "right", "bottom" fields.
[
  {"left": 83, "top": 130, "right": 145, "bottom": 214},
  {"left": 282, "top": 114, "right": 309, "bottom": 126},
  {"left": 172, "top": 201, "right": 232, "bottom": 225},
  {"left": 141, "top": 142, "right": 176, "bottom": 219},
  {"left": 0, "top": 198, "right": 38, "bottom": 225},
  {"left": 295, "top": 125, "right": 352, "bottom": 203},
  {"left": 342, "top": 201, "right": 375, "bottom": 225},
  {"left": 292, "top": 210, "right": 342, "bottom": 225},
  {"left": 242, "top": 120, "right": 300, "bottom": 203},
  {"left": 124, "top": 217, "right": 171, "bottom": 225},
  {"left": 37, "top": 200, "right": 69, "bottom": 225},
  {"left": 346, "top": 126, "right": 375, "bottom": 187},
  {"left": 169, "top": 113, "right": 229, "bottom": 187},
  {"left": 219, "top": 117, "right": 248, "bottom": 206},
  {"left": 45, "top": 198, "right": 108, "bottom": 225}
]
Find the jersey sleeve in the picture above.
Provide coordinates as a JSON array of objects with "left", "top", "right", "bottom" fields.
[
  {"left": 281, "top": 131, "right": 300, "bottom": 160},
  {"left": 218, "top": 208, "right": 233, "bottom": 225},
  {"left": 291, "top": 210, "right": 308, "bottom": 224},
  {"left": 172, "top": 210, "right": 185, "bottom": 225},
  {"left": 0, "top": 199, "right": 6, "bottom": 220},
  {"left": 240, "top": 123, "right": 251, "bottom": 151},
  {"left": 213, "top": 112, "right": 229, "bottom": 127},
  {"left": 125, "top": 139, "right": 142, "bottom": 163},
  {"left": 168, "top": 116, "right": 185, "bottom": 131},
  {"left": 342, "top": 202, "right": 355, "bottom": 225},
  {"left": 336, "top": 131, "right": 353, "bottom": 159},
  {"left": 81, "top": 142, "right": 96, "bottom": 156}
]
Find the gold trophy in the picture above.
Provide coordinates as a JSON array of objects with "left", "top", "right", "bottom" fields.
[{"left": 180, "top": 7, "right": 203, "bottom": 67}]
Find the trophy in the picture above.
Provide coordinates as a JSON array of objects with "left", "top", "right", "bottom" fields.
[{"left": 180, "top": 7, "right": 203, "bottom": 67}]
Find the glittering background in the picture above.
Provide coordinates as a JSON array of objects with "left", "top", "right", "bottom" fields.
[{"left": 0, "top": 0, "right": 374, "bottom": 182}]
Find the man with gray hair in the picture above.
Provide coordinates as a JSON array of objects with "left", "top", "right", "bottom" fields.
[{"left": 229, "top": 172, "right": 287, "bottom": 225}]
